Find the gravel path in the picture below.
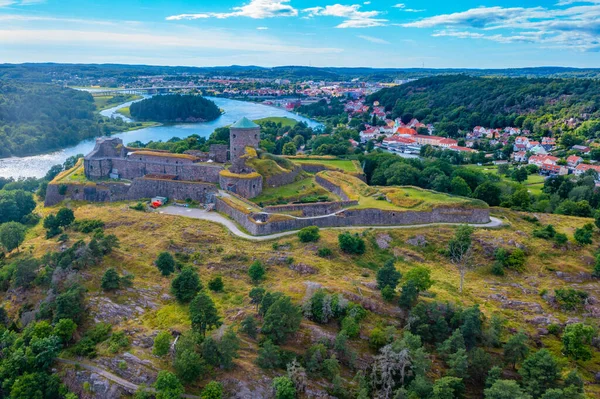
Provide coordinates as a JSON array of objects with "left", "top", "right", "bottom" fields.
[{"left": 158, "top": 206, "right": 503, "bottom": 242}]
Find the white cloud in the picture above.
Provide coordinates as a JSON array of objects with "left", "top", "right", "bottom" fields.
[
  {"left": 402, "top": 4, "right": 600, "bottom": 51},
  {"left": 256, "top": 26, "right": 268, "bottom": 30},
  {"left": 166, "top": 0, "right": 297, "bottom": 21},
  {"left": 393, "top": 3, "right": 405, "bottom": 8},
  {"left": 357, "top": 34, "right": 390, "bottom": 44},
  {"left": 303, "top": 4, "right": 387, "bottom": 28},
  {"left": 0, "top": 0, "right": 43, "bottom": 5}
]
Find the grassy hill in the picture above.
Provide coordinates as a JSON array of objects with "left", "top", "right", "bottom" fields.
[{"left": 2, "top": 198, "right": 599, "bottom": 397}]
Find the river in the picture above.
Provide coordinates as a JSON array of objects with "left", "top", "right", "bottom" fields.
[{"left": 0, "top": 97, "right": 322, "bottom": 179}]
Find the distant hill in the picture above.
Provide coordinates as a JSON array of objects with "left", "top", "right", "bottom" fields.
[
  {"left": 1, "top": 63, "right": 600, "bottom": 83},
  {"left": 129, "top": 94, "right": 221, "bottom": 123}
]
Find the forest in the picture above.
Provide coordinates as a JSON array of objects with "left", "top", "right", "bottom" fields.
[
  {"left": 367, "top": 75, "right": 600, "bottom": 138},
  {"left": 0, "top": 82, "right": 136, "bottom": 157},
  {"left": 129, "top": 94, "right": 221, "bottom": 123}
]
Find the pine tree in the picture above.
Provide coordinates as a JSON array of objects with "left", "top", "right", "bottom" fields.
[
  {"left": 101, "top": 268, "right": 121, "bottom": 291},
  {"left": 171, "top": 267, "right": 201, "bottom": 303},
  {"left": 155, "top": 252, "right": 175, "bottom": 276},
  {"left": 189, "top": 291, "right": 221, "bottom": 337}
]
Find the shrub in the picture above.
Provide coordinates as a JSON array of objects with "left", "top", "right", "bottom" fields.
[
  {"left": 171, "top": 267, "right": 202, "bottom": 303},
  {"left": 101, "top": 268, "right": 121, "bottom": 291},
  {"left": 317, "top": 247, "right": 332, "bottom": 257},
  {"left": 152, "top": 331, "right": 172, "bottom": 357},
  {"left": 338, "top": 232, "right": 365, "bottom": 254},
  {"left": 208, "top": 276, "right": 224, "bottom": 292},
  {"left": 155, "top": 252, "right": 175, "bottom": 276},
  {"left": 554, "top": 288, "right": 588, "bottom": 311},
  {"left": 298, "top": 226, "right": 320, "bottom": 243},
  {"left": 376, "top": 259, "right": 401, "bottom": 290},
  {"left": 248, "top": 260, "right": 266, "bottom": 283},
  {"left": 273, "top": 376, "right": 296, "bottom": 399},
  {"left": 72, "top": 219, "right": 105, "bottom": 233},
  {"left": 201, "top": 381, "right": 223, "bottom": 399},
  {"left": 562, "top": 323, "right": 595, "bottom": 361},
  {"left": 381, "top": 285, "right": 395, "bottom": 302},
  {"left": 574, "top": 224, "right": 594, "bottom": 246}
]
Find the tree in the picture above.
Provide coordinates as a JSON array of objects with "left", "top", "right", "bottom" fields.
[
  {"left": 262, "top": 296, "right": 302, "bottom": 344},
  {"left": 484, "top": 380, "right": 531, "bottom": 399},
  {"left": 376, "top": 259, "right": 402, "bottom": 290},
  {"left": 503, "top": 331, "right": 529, "bottom": 369},
  {"left": 562, "top": 323, "right": 595, "bottom": 361},
  {"left": 154, "top": 371, "right": 184, "bottom": 399},
  {"left": 13, "top": 257, "right": 39, "bottom": 288},
  {"left": 297, "top": 226, "right": 320, "bottom": 243},
  {"left": 404, "top": 266, "right": 433, "bottom": 292},
  {"left": 473, "top": 182, "right": 502, "bottom": 206},
  {"left": 448, "top": 224, "right": 474, "bottom": 293},
  {"left": 0, "top": 222, "right": 26, "bottom": 253},
  {"left": 189, "top": 291, "right": 221, "bottom": 337},
  {"left": 249, "top": 287, "right": 266, "bottom": 311},
  {"left": 512, "top": 167, "right": 528, "bottom": 183},
  {"left": 240, "top": 315, "right": 258, "bottom": 339},
  {"left": 248, "top": 260, "right": 266, "bottom": 284},
  {"left": 469, "top": 348, "right": 492, "bottom": 384},
  {"left": 152, "top": 331, "right": 171, "bottom": 357},
  {"left": 218, "top": 328, "right": 240, "bottom": 370},
  {"left": 272, "top": 376, "right": 296, "bottom": 399},
  {"left": 155, "top": 252, "right": 175, "bottom": 276},
  {"left": 56, "top": 208, "right": 75, "bottom": 227},
  {"left": 171, "top": 267, "right": 202, "bottom": 303},
  {"left": 174, "top": 349, "right": 203, "bottom": 384},
  {"left": 257, "top": 339, "right": 281, "bottom": 369},
  {"left": 450, "top": 176, "right": 472, "bottom": 197},
  {"left": 282, "top": 142, "right": 297, "bottom": 156},
  {"left": 53, "top": 319, "right": 77, "bottom": 343},
  {"left": 398, "top": 280, "right": 420, "bottom": 309},
  {"left": 381, "top": 285, "right": 395, "bottom": 302},
  {"left": 519, "top": 349, "right": 561, "bottom": 398},
  {"left": 448, "top": 348, "right": 469, "bottom": 379},
  {"left": 573, "top": 225, "right": 593, "bottom": 246},
  {"left": 201, "top": 381, "right": 223, "bottom": 399},
  {"left": 101, "top": 268, "right": 121, "bottom": 291},
  {"left": 208, "top": 276, "right": 224, "bottom": 292},
  {"left": 371, "top": 345, "right": 412, "bottom": 397},
  {"left": 338, "top": 232, "right": 365, "bottom": 254},
  {"left": 431, "top": 376, "right": 464, "bottom": 399}
]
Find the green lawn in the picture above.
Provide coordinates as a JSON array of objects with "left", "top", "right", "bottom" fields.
[
  {"left": 116, "top": 106, "right": 132, "bottom": 118},
  {"left": 463, "top": 164, "right": 546, "bottom": 194},
  {"left": 293, "top": 158, "right": 360, "bottom": 173},
  {"left": 93, "top": 94, "right": 141, "bottom": 111},
  {"left": 253, "top": 117, "right": 298, "bottom": 127},
  {"left": 251, "top": 176, "right": 338, "bottom": 206}
]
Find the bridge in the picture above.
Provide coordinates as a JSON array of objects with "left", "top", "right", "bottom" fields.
[{"left": 86, "top": 85, "right": 216, "bottom": 97}]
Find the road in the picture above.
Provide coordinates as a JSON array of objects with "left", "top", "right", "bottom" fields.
[
  {"left": 56, "top": 358, "right": 201, "bottom": 399},
  {"left": 158, "top": 206, "right": 504, "bottom": 242}
]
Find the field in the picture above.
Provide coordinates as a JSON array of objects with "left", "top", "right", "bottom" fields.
[
  {"left": 17, "top": 200, "right": 599, "bottom": 396},
  {"left": 251, "top": 176, "right": 338, "bottom": 206},
  {"left": 253, "top": 116, "right": 298, "bottom": 127},
  {"left": 93, "top": 94, "right": 141, "bottom": 111},
  {"left": 291, "top": 158, "right": 361, "bottom": 173},
  {"left": 464, "top": 164, "right": 546, "bottom": 194}
]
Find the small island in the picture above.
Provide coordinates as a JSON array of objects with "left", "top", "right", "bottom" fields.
[{"left": 129, "top": 94, "right": 222, "bottom": 123}]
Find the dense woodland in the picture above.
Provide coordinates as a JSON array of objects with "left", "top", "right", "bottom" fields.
[
  {"left": 0, "top": 82, "right": 136, "bottom": 157},
  {"left": 368, "top": 75, "right": 600, "bottom": 138},
  {"left": 129, "top": 94, "right": 221, "bottom": 123}
]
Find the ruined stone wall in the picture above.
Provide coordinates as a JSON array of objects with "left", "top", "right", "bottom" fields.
[
  {"left": 263, "top": 201, "right": 359, "bottom": 217},
  {"left": 215, "top": 197, "right": 490, "bottom": 236},
  {"left": 314, "top": 174, "right": 350, "bottom": 200},
  {"left": 209, "top": 144, "right": 228, "bottom": 163},
  {"left": 219, "top": 174, "right": 263, "bottom": 199},
  {"left": 263, "top": 165, "right": 303, "bottom": 188},
  {"left": 45, "top": 179, "right": 218, "bottom": 206}
]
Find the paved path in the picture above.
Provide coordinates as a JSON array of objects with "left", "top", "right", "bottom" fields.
[
  {"left": 56, "top": 358, "right": 200, "bottom": 399},
  {"left": 158, "top": 206, "right": 503, "bottom": 242}
]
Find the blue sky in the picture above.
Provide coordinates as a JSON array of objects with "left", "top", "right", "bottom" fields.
[{"left": 1, "top": 0, "right": 599, "bottom": 68}]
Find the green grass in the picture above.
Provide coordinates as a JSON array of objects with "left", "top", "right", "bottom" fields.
[
  {"left": 93, "top": 94, "right": 141, "bottom": 111},
  {"left": 462, "top": 164, "right": 546, "bottom": 194},
  {"left": 116, "top": 107, "right": 131, "bottom": 118},
  {"left": 293, "top": 158, "right": 360, "bottom": 173},
  {"left": 253, "top": 117, "right": 298, "bottom": 127},
  {"left": 251, "top": 176, "right": 337, "bottom": 205}
]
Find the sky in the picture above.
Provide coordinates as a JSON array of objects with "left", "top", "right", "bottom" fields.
[{"left": 1, "top": 0, "right": 600, "bottom": 68}]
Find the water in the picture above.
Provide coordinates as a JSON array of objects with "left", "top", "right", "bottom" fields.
[{"left": 0, "top": 97, "right": 322, "bottom": 179}]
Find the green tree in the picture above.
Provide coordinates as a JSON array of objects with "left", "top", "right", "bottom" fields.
[
  {"left": 53, "top": 319, "right": 77, "bottom": 343},
  {"left": 256, "top": 339, "right": 281, "bottom": 369},
  {"left": 155, "top": 252, "right": 175, "bottom": 276},
  {"left": 298, "top": 226, "right": 320, "bottom": 243},
  {"left": 240, "top": 315, "right": 258, "bottom": 339},
  {"left": 338, "top": 232, "right": 365, "bottom": 254},
  {"left": 562, "top": 323, "right": 595, "bottom": 361},
  {"left": 273, "top": 376, "right": 296, "bottom": 399},
  {"left": 484, "top": 379, "right": 531, "bottom": 399},
  {"left": 56, "top": 208, "right": 75, "bottom": 227},
  {"left": 450, "top": 176, "right": 472, "bottom": 197},
  {"left": 431, "top": 376, "right": 464, "bottom": 399},
  {"left": 404, "top": 266, "right": 433, "bottom": 292},
  {"left": 398, "top": 280, "right": 420, "bottom": 309},
  {"left": 249, "top": 287, "right": 266, "bottom": 311},
  {"left": 218, "top": 328, "right": 240, "bottom": 370},
  {"left": 101, "top": 268, "right": 121, "bottom": 291},
  {"left": 248, "top": 260, "right": 266, "bottom": 284},
  {"left": 154, "top": 371, "right": 184, "bottom": 399},
  {"left": 519, "top": 349, "right": 561, "bottom": 398},
  {"left": 503, "top": 331, "right": 529, "bottom": 369},
  {"left": 174, "top": 348, "right": 204, "bottom": 384},
  {"left": 376, "top": 259, "right": 402, "bottom": 290},
  {"left": 262, "top": 296, "right": 302, "bottom": 344},
  {"left": 282, "top": 142, "right": 297, "bottom": 156},
  {"left": 201, "top": 381, "right": 223, "bottom": 399},
  {"left": 473, "top": 182, "right": 502, "bottom": 206},
  {"left": 381, "top": 285, "right": 395, "bottom": 302},
  {"left": 208, "top": 276, "right": 224, "bottom": 292},
  {"left": 189, "top": 291, "right": 221, "bottom": 337},
  {"left": 448, "top": 348, "right": 469, "bottom": 379},
  {"left": 171, "top": 267, "right": 202, "bottom": 303},
  {"left": 0, "top": 222, "right": 26, "bottom": 253},
  {"left": 574, "top": 225, "right": 593, "bottom": 246},
  {"left": 152, "top": 331, "right": 172, "bottom": 357}
]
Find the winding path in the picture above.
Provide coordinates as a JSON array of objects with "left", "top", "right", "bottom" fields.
[
  {"left": 158, "top": 206, "right": 504, "bottom": 241},
  {"left": 57, "top": 358, "right": 201, "bottom": 399}
]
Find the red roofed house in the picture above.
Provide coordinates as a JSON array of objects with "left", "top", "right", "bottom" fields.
[
  {"left": 540, "top": 164, "right": 568, "bottom": 176},
  {"left": 396, "top": 127, "right": 418, "bottom": 136},
  {"left": 512, "top": 151, "right": 528, "bottom": 163},
  {"left": 449, "top": 145, "right": 476, "bottom": 153},
  {"left": 528, "top": 155, "right": 559, "bottom": 167},
  {"left": 567, "top": 155, "right": 583, "bottom": 169},
  {"left": 574, "top": 163, "right": 600, "bottom": 176}
]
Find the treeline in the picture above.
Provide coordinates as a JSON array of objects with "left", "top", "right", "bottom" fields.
[
  {"left": 0, "top": 81, "right": 136, "bottom": 157},
  {"left": 367, "top": 75, "right": 600, "bottom": 137},
  {"left": 129, "top": 94, "right": 221, "bottom": 123}
]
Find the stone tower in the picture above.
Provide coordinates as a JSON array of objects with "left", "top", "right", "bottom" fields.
[{"left": 229, "top": 117, "right": 260, "bottom": 172}]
